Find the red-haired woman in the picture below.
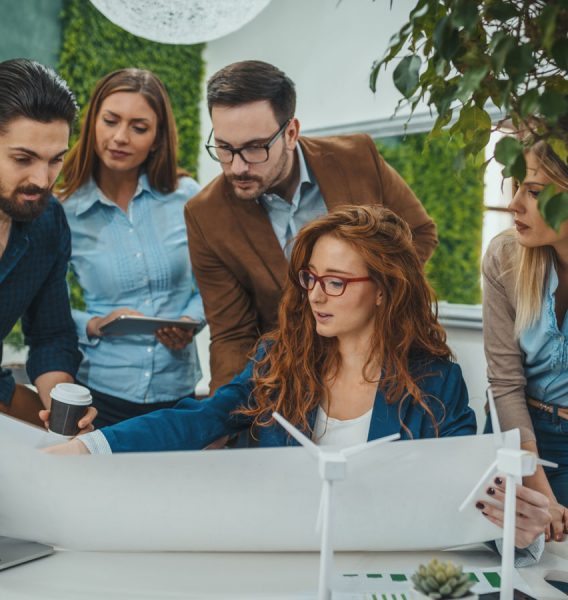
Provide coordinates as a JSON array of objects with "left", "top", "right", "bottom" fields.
[{"left": 50, "top": 206, "right": 548, "bottom": 550}]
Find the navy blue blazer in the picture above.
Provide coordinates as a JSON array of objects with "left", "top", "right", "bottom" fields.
[{"left": 101, "top": 353, "right": 477, "bottom": 453}]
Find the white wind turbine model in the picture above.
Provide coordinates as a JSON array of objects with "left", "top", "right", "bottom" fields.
[
  {"left": 459, "top": 388, "right": 556, "bottom": 600},
  {"left": 272, "top": 411, "right": 400, "bottom": 600}
]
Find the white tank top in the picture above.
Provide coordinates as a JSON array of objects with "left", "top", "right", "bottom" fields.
[{"left": 313, "top": 405, "right": 373, "bottom": 449}]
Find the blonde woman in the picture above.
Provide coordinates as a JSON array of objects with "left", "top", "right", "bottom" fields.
[{"left": 483, "top": 135, "right": 568, "bottom": 542}]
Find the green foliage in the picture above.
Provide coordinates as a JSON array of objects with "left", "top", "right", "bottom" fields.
[
  {"left": 58, "top": 0, "right": 205, "bottom": 175},
  {"left": 370, "top": 0, "right": 568, "bottom": 228},
  {"left": 376, "top": 131, "right": 483, "bottom": 304},
  {"left": 412, "top": 558, "right": 475, "bottom": 599},
  {"left": 5, "top": 321, "right": 24, "bottom": 351},
  {"left": 67, "top": 267, "right": 85, "bottom": 311}
]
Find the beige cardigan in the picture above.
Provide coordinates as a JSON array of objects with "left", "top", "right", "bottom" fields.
[{"left": 482, "top": 231, "right": 536, "bottom": 443}]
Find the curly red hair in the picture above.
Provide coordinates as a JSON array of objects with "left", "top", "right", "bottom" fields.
[{"left": 237, "top": 205, "right": 451, "bottom": 436}]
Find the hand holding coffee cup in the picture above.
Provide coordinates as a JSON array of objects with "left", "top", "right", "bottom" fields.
[{"left": 48, "top": 383, "right": 93, "bottom": 437}]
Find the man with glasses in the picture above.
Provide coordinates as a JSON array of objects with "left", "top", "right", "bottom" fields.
[{"left": 186, "top": 60, "right": 438, "bottom": 392}]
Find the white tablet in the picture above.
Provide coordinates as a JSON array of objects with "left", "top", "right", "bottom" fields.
[{"left": 99, "top": 315, "right": 200, "bottom": 336}]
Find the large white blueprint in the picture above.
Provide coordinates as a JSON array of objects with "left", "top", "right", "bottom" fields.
[{"left": 0, "top": 414, "right": 518, "bottom": 552}]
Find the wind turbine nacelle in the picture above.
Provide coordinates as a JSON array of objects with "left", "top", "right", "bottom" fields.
[
  {"left": 496, "top": 449, "right": 537, "bottom": 478},
  {"left": 319, "top": 454, "right": 347, "bottom": 480}
]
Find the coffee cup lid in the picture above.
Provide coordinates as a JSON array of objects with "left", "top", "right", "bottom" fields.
[{"left": 50, "top": 383, "right": 92, "bottom": 406}]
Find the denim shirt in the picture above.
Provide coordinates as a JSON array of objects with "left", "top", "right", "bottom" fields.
[
  {"left": 521, "top": 265, "right": 568, "bottom": 406},
  {"left": 259, "top": 145, "right": 327, "bottom": 259},
  {"left": 63, "top": 175, "right": 204, "bottom": 403}
]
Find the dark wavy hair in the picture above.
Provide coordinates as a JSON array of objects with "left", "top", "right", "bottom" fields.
[
  {"left": 0, "top": 58, "right": 77, "bottom": 133},
  {"left": 237, "top": 205, "right": 452, "bottom": 436},
  {"left": 207, "top": 60, "right": 296, "bottom": 124}
]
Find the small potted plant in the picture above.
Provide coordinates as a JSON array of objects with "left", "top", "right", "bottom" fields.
[{"left": 410, "top": 558, "right": 478, "bottom": 599}]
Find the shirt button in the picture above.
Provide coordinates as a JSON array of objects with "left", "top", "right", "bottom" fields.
[
  {"left": 129, "top": 229, "right": 134, "bottom": 234},
  {"left": 147, "top": 347, "right": 153, "bottom": 353},
  {"left": 144, "top": 372, "right": 150, "bottom": 377},
  {"left": 136, "top": 252, "right": 142, "bottom": 258},
  {"left": 144, "top": 299, "right": 150, "bottom": 305}
]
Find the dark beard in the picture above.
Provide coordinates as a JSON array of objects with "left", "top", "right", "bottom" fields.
[{"left": 0, "top": 185, "right": 51, "bottom": 222}]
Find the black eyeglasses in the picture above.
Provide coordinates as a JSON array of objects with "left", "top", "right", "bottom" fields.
[
  {"left": 298, "top": 269, "right": 372, "bottom": 297},
  {"left": 205, "top": 119, "right": 291, "bottom": 164}
]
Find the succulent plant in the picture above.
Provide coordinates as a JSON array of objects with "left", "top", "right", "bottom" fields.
[{"left": 411, "top": 559, "right": 476, "bottom": 599}]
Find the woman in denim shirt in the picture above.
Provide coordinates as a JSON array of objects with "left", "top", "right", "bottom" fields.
[
  {"left": 56, "top": 69, "right": 204, "bottom": 427},
  {"left": 483, "top": 133, "right": 568, "bottom": 542}
]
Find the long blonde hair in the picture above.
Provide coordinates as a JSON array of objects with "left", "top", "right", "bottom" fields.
[{"left": 514, "top": 141, "right": 568, "bottom": 335}]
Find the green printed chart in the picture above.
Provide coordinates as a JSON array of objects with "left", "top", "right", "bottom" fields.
[{"left": 332, "top": 567, "right": 531, "bottom": 598}]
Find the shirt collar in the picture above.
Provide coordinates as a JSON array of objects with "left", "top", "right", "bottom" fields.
[
  {"left": 74, "top": 173, "right": 150, "bottom": 216},
  {"left": 260, "top": 145, "right": 313, "bottom": 208}
]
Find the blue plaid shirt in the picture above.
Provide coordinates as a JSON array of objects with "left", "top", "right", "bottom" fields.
[{"left": 0, "top": 197, "right": 81, "bottom": 404}]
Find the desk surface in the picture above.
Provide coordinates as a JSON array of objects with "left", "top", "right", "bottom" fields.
[{"left": 1, "top": 545, "right": 567, "bottom": 600}]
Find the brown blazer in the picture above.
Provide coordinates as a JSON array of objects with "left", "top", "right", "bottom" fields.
[{"left": 185, "top": 134, "right": 438, "bottom": 392}]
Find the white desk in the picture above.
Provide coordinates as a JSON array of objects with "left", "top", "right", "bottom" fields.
[{"left": 1, "top": 546, "right": 567, "bottom": 600}]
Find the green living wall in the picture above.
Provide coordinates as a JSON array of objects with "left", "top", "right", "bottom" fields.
[
  {"left": 59, "top": 0, "right": 204, "bottom": 174},
  {"left": 376, "top": 132, "right": 484, "bottom": 305}
]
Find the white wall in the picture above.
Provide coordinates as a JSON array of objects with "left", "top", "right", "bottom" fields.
[{"left": 198, "top": 0, "right": 418, "bottom": 184}]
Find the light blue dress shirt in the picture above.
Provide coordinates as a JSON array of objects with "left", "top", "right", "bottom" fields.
[
  {"left": 521, "top": 264, "right": 568, "bottom": 406},
  {"left": 63, "top": 174, "right": 204, "bottom": 404},
  {"left": 259, "top": 145, "right": 327, "bottom": 259}
]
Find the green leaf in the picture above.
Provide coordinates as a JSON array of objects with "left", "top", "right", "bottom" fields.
[
  {"left": 455, "top": 65, "right": 489, "bottom": 102},
  {"left": 451, "top": 0, "right": 479, "bottom": 32},
  {"left": 433, "top": 16, "right": 460, "bottom": 61},
  {"left": 494, "top": 136, "right": 526, "bottom": 180},
  {"left": 393, "top": 55, "right": 422, "bottom": 98},
  {"left": 490, "top": 33, "right": 515, "bottom": 73},
  {"left": 540, "top": 90, "right": 568, "bottom": 120},
  {"left": 484, "top": 1, "right": 519, "bottom": 22},
  {"left": 552, "top": 39, "right": 568, "bottom": 71},
  {"left": 550, "top": 138, "right": 568, "bottom": 164},
  {"left": 451, "top": 105, "right": 491, "bottom": 143},
  {"left": 504, "top": 43, "right": 535, "bottom": 86},
  {"left": 428, "top": 110, "right": 453, "bottom": 140},
  {"left": 537, "top": 184, "right": 558, "bottom": 219},
  {"left": 370, "top": 23, "right": 412, "bottom": 92},
  {"left": 518, "top": 89, "right": 541, "bottom": 118},
  {"left": 541, "top": 192, "right": 568, "bottom": 232},
  {"left": 539, "top": 4, "right": 559, "bottom": 52}
]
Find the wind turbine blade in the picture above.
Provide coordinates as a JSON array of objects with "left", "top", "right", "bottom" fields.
[
  {"left": 486, "top": 387, "right": 503, "bottom": 442},
  {"left": 341, "top": 433, "right": 401, "bottom": 458},
  {"left": 316, "top": 483, "right": 326, "bottom": 534},
  {"left": 538, "top": 458, "right": 558, "bottom": 469},
  {"left": 459, "top": 460, "right": 498, "bottom": 512},
  {"left": 272, "top": 411, "right": 320, "bottom": 459}
]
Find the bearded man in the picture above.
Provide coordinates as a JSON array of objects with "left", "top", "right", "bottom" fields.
[
  {"left": 186, "top": 60, "right": 438, "bottom": 392},
  {"left": 0, "top": 58, "right": 84, "bottom": 425}
]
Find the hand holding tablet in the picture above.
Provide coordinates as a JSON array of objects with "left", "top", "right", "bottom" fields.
[{"left": 99, "top": 314, "right": 201, "bottom": 336}]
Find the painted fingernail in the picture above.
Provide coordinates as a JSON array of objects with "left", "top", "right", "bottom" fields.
[
  {"left": 476, "top": 502, "right": 485, "bottom": 510},
  {"left": 494, "top": 477, "right": 503, "bottom": 485},
  {"left": 486, "top": 487, "right": 495, "bottom": 496}
]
